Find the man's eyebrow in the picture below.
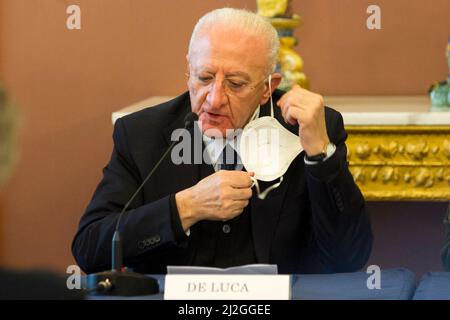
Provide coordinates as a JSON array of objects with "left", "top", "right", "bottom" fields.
[
  {"left": 195, "top": 69, "right": 251, "bottom": 80},
  {"left": 225, "top": 72, "right": 251, "bottom": 80},
  {"left": 196, "top": 69, "right": 214, "bottom": 75}
]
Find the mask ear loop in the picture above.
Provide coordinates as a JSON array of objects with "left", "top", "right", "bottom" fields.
[
  {"left": 250, "top": 176, "right": 284, "bottom": 200},
  {"left": 250, "top": 104, "right": 260, "bottom": 122},
  {"left": 268, "top": 74, "right": 274, "bottom": 118},
  {"left": 247, "top": 74, "right": 282, "bottom": 200},
  {"left": 248, "top": 74, "right": 281, "bottom": 200}
]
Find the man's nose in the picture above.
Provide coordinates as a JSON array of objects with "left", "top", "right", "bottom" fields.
[{"left": 206, "top": 79, "right": 228, "bottom": 109}]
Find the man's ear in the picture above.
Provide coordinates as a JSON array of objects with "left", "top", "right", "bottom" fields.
[
  {"left": 185, "top": 55, "right": 191, "bottom": 84},
  {"left": 269, "top": 73, "right": 282, "bottom": 92},
  {"left": 185, "top": 54, "right": 190, "bottom": 74},
  {"left": 259, "top": 73, "right": 282, "bottom": 105}
]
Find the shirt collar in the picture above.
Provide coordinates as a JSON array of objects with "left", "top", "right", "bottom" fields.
[
  {"left": 201, "top": 105, "right": 259, "bottom": 168},
  {"left": 202, "top": 133, "right": 240, "bottom": 167}
]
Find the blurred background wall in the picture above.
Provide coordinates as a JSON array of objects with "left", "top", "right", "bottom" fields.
[{"left": 0, "top": 0, "right": 448, "bottom": 277}]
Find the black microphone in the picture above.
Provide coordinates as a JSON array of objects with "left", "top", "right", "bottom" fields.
[{"left": 87, "top": 112, "right": 199, "bottom": 296}]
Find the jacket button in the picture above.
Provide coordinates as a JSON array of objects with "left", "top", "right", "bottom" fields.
[{"left": 222, "top": 224, "right": 231, "bottom": 234}]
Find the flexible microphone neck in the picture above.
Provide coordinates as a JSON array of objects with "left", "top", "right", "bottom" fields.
[{"left": 111, "top": 112, "right": 198, "bottom": 272}]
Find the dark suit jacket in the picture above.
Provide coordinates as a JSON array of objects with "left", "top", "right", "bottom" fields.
[{"left": 72, "top": 90, "right": 373, "bottom": 274}]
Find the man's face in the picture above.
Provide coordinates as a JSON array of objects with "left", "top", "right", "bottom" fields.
[{"left": 187, "top": 28, "right": 275, "bottom": 137}]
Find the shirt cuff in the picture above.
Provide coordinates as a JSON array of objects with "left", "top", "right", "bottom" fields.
[
  {"left": 304, "top": 143, "right": 337, "bottom": 165},
  {"left": 169, "top": 194, "right": 190, "bottom": 243},
  {"left": 304, "top": 146, "right": 341, "bottom": 181}
]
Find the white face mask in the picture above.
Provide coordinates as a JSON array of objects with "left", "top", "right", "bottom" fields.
[{"left": 238, "top": 75, "right": 303, "bottom": 199}]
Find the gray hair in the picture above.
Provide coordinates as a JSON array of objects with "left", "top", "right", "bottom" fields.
[
  {"left": 188, "top": 8, "right": 280, "bottom": 74},
  {"left": 0, "top": 86, "right": 18, "bottom": 187}
]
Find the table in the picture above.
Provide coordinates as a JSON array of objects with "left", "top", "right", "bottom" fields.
[
  {"left": 413, "top": 272, "right": 450, "bottom": 300},
  {"left": 90, "top": 268, "right": 416, "bottom": 300},
  {"left": 112, "top": 96, "right": 450, "bottom": 201}
]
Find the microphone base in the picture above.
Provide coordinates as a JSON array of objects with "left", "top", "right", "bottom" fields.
[{"left": 87, "top": 270, "right": 159, "bottom": 296}]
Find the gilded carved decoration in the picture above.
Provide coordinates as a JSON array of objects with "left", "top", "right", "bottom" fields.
[{"left": 346, "top": 126, "right": 450, "bottom": 200}]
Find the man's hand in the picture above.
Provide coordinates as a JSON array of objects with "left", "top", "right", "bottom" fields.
[
  {"left": 175, "top": 170, "right": 254, "bottom": 231},
  {"left": 277, "top": 84, "right": 330, "bottom": 156}
]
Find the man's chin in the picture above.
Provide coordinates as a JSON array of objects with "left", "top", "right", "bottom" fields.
[{"left": 199, "top": 121, "right": 234, "bottom": 138}]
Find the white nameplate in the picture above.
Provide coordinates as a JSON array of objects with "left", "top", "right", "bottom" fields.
[{"left": 164, "top": 275, "right": 291, "bottom": 300}]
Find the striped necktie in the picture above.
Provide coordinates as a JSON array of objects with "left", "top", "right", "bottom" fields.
[{"left": 218, "top": 144, "right": 237, "bottom": 171}]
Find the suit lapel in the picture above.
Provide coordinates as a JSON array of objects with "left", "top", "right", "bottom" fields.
[
  {"left": 158, "top": 110, "right": 213, "bottom": 194},
  {"left": 250, "top": 100, "right": 291, "bottom": 263},
  {"left": 251, "top": 174, "right": 290, "bottom": 263}
]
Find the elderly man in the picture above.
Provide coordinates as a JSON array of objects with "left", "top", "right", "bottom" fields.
[{"left": 72, "top": 8, "right": 372, "bottom": 274}]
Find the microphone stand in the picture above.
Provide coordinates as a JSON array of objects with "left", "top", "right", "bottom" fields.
[{"left": 86, "top": 112, "right": 198, "bottom": 296}]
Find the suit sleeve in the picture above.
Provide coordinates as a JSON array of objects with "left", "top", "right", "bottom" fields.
[
  {"left": 71, "top": 118, "right": 186, "bottom": 274},
  {"left": 305, "top": 109, "right": 373, "bottom": 272}
]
